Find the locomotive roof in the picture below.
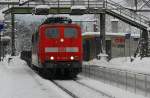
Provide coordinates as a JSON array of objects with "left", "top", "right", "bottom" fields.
[{"left": 40, "top": 23, "right": 80, "bottom": 28}]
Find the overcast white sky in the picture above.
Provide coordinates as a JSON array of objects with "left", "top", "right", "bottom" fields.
[{"left": 0, "top": 0, "right": 28, "bottom": 3}]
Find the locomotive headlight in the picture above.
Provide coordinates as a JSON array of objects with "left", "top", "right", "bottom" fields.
[
  {"left": 70, "top": 56, "right": 74, "bottom": 60},
  {"left": 50, "top": 56, "right": 54, "bottom": 60},
  {"left": 60, "top": 38, "right": 64, "bottom": 42}
]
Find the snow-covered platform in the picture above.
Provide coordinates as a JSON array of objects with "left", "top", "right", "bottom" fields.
[
  {"left": 83, "top": 57, "right": 150, "bottom": 75},
  {"left": 83, "top": 57, "right": 150, "bottom": 97},
  {"left": 0, "top": 55, "right": 149, "bottom": 98},
  {"left": 78, "top": 75, "right": 149, "bottom": 98},
  {"left": 0, "top": 56, "right": 71, "bottom": 98}
]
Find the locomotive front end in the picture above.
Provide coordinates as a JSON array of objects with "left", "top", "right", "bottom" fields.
[{"left": 39, "top": 24, "right": 82, "bottom": 76}]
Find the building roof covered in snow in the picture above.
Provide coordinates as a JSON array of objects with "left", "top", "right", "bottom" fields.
[{"left": 82, "top": 32, "right": 140, "bottom": 38}]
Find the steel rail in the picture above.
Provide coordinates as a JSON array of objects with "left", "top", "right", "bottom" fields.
[
  {"left": 51, "top": 80, "right": 79, "bottom": 98},
  {"left": 73, "top": 80, "right": 115, "bottom": 98}
]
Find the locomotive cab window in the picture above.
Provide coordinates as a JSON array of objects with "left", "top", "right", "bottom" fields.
[
  {"left": 45, "top": 28, "right": 59, "bottom": 38},
  {"left": 64, "top": 28, "right": 77, "bottom": 38}
]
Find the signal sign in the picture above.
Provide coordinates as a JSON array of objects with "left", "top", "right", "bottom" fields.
[
  {"left": 0, "top": 23, "right": 4, "bottom": 32},
  {"left": 125, "top": 33, "right": 131, "bottom": 39},
  {"left": 114, "top": 37, "right": 125, "bottom": 44}
]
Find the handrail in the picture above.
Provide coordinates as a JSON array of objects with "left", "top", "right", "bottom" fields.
[{"left": 106, "top": 0, "right": 149, "bottom": 26}]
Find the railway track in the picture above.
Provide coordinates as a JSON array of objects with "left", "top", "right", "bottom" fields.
[
  {"left": 74, "top": 80, "right": 114, "bottom": 98},
  {"left": 52, "top": 80, "right": 79, "bottom": 98},
  {"left": 51, "top": 79, "right": 115, "bottom": 98},
  {"left": 30, "top": 64, "right": 114, "bottom": 98}
]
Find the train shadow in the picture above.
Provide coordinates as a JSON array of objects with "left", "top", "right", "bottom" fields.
[
  {"left": 28, "top": 64, "right": 80, "bottom": 81},
  {"left": 38, "top": 71, "right": 79, "bottom": 81}
]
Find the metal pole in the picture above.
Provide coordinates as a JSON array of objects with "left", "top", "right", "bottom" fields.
[
  {"left": 105, "top": 0, "right": 107, "bottom": 8},
  {"left": 135, "top": 0, "right": 138, "bottom": 11},
  {"left": 126, "top": 72, "right": 127, "bottom": 90},
  {"left": 71, "top": 0, "right": 75, "bottom": 5},
  {"left": 1, "top": 31, "right": 3, "bottom": 61},
  {"left": 100, "top": 13, "right": 106, "bottom": 53},
  {"left": 141, "top": 29, "right": 148, "bottom": 57},
  {"left": 89, "top": 65, "right": 90, "bottom": 78},
  {"left": 134, "top": 74, "right": 136, "bottom": 93},
  {"left": 129, "top": 35, "right": 131, "bottom": 59},
  {"left": 145, "top": 75, "right": 147, "bottom": 96},
  {"left": 124, "top": 38, "right": 126, "bottom": 57},
  {"left": 103, "top": 0, "right": 105, "bottom": 8},
  {"left": 11, "top": 13, "right": 15, "bottom": 56},
  {"left": 2, "top": 42, "right": 4, "bottom": 60},
  {"left": 129, "top": 25, "right": 131, "bottom": 59},
  {"left": 57, "top": 0, "right": 60, "bottom": 13},
  {"left": 0, "top": 31, "right": 1, "bottom": 61},
  {"left": 88, "top": 0, "right": 89, "bottom": 8}
]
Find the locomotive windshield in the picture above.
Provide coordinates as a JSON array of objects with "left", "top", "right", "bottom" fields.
[
  {"left": 45, "top": 28, "right": 59, "bottom": 38},
  {"left": 64, "top": 28, "right": 77, "bottom": 38}
]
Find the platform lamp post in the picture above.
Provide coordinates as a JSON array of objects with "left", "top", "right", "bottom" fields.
[
  {"left": 125, "top": 33, "right": 131, "bottom": 60},
  {"left": 0, "top": 31, "right": 2, "bottom": 61},
  {"left": 0, "top": 22, "right": 4, "bottom": 61},
  {"left": 11, "top": 13, "right": 15, "bottom": 56},
  {"left": 71, "top": 0, "right": 75, "bottom": 5}
]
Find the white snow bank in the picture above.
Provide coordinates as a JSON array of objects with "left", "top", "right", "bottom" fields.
[
  {"left": 82, "top": 32, "right": 100, "bottom": 36},
  {"left": 35, "top": 5, "right": 50, "bottom": 9},
  {"left": 20, "top": 0, "right": 29, "bottom": 4},
  {"left": 83, "top": 57, "right": 150, "bottom": 74},
  {"left": 71, "top": 6, "right": 86, "bottom": 10},
  {"left": 82, "top": 32, "right": 140, "bottom": 38},
  {"left": 0, "top": 9, "right": 4, "bottom": 21},
  {"left": 78, "top": 75, "right": 149, "bottom": 98},
  {"left": 111, "top": 18, "right": 119, "bottom": 21},
  {"left": 1, "top": 36, "right": 11, "bottom": 41}
]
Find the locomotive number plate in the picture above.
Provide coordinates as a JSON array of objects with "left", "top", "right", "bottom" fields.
[{"left": 58, "top": 47, "right": 66, "bottom": 52}]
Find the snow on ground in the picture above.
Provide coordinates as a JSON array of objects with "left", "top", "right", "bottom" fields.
[
  {"left": 82, "top": 32, "right": 140, "bottom": 38},
  {"left": 0, "top": 55, "right": 71, "bottom": 98},
  {"left": 0, "top": 8, "right": 4, "bottom": 21},
  {"left": 78, "top": 75, "right": 149, "bottom": 98},
  {"left": 1, "top": 55, "right": 150, "bottom": 98},
  {"left": 55, "top": 80, "right": 108, "bottom": 98},
  {"left": 83, "top": 57, "right": 150, "bottom": 74}
]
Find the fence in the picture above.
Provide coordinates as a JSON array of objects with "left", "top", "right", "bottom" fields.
[{"left": 82, "top": 64, "right": 150, "bottom": 97}]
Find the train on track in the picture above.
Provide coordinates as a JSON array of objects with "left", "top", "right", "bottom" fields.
[{"left": 21, "top": 16, "right": 83, "bottom": 78}]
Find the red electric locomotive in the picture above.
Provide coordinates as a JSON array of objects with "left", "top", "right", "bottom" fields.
[{"left": 31, "top": 17, "right": 82, "bottom": 78}]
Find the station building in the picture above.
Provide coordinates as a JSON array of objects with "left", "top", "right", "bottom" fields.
[{"left": 82, "top": 32, "right": 140, "bottom": 61}]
